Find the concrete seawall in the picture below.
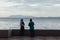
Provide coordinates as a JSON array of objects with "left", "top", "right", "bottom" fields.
[
  {"left": 12, "top": 30, "right": 60, "bottom": 36},
  {"left": 0, "top": 30, "right": 60, "bottom": 37},
  {"left": 0, "top": 30, "right": 8, "bottom": 38}
]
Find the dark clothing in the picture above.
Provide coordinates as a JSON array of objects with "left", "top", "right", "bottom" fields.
[
  {"left": 28, "top": 21, "right": 34, "bottom": 30},
  {"left": 20, "top": 29, "right": 24, "bottom": 36},
  {"left": 20, "top": 22, "right": 25, "bottom": 30},
  {"left": 30, "top": 30, "right": 34, "bottom": 37},
  {"left": 28, "top": 21, "right": 34, "bottom": 37},
  {"left": 20, "top": 21, "right": 25, "bottom": 36}
]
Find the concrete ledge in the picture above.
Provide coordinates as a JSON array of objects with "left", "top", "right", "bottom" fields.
[
  {"left": 12, "top": 30, "right": 20, "bottom": 36},
  {"left": 0, "top": 30, "right": 8, "bottom": 38},
  {"left": 12, "top": 29, "right": 60, "bottom": 36},
  {"left": 0, "top": 30, "right": 60, "bottom": 38}
]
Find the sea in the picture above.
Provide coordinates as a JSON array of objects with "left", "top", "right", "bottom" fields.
[{"left": 0, "top": 18, "right": 60, "bottom": 30}]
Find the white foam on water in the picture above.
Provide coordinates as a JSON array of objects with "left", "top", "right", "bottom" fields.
[{"left": 0, "top": 18, "right": 60, "bottom": 30}]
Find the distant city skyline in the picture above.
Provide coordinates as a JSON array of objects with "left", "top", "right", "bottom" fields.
[{"left": 0, "top": 0, "right": 60, "bottom": 17}]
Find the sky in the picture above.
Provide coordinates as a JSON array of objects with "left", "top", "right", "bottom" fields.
[{"left": 0, "top": 0, "right": 60, "bottom": 17}]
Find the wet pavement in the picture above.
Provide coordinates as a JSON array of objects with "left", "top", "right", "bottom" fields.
[{"left": 0, "top": 36, "right": 60, "bottom": 40}]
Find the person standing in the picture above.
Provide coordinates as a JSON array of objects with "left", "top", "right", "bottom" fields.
[
  {"left": 28, "top": 19, "right": 35, "bottom": 37},
  {"left": 20, "top": 19, "right": 25, "bottom": 36}
]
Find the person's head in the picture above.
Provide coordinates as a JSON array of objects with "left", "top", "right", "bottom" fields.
[
  {"left": 30, "top": 19, "right": 32, "bottom": 21},
  {"left": 21, "top": 19, "right": 23, "bottom": 22}
]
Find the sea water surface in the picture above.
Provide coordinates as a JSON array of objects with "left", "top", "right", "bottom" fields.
[{"left": 0, "top": 18, "right": 60, "bottom": 30}]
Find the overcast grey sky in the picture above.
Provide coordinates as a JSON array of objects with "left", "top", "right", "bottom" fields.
[{"left": 0, "top": 0, "right": 60, "bottom": 17}]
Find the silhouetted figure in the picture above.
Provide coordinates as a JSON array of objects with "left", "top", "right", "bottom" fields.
[
  {"left": 28, "top": 19, "right": 35, "bottom": 37},
  {"left": 20, "top": 19, "right": 25, "bottom": 36}
]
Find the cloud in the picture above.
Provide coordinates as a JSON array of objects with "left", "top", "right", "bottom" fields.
[
  {"left": 53, "top": 4, "right": 60, "bottom": 6},
  {"left": 0, "top": 0, "right": 60, "bottom": 17},
  {"left": 28, "top": 3, "right": 39, "bottom": 7},
  {"left": 0, "top": 1, "right": 19, "bottom": 7},
  {"left": 0, "top": 10, "right": 38, "bottom": 17},
  {"left": 7, "top": 0, "right": 60, "bottom": 4}
]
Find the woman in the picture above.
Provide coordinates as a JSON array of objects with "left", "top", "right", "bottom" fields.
[{"left": 20, "top": 19, "right": 25, "bottom": 36}]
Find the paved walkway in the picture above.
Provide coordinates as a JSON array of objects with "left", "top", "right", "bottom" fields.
[{"left": 0, "top": 36, "right": 60, "bottom": 40}]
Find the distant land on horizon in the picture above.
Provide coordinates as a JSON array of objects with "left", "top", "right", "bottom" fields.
[
  {"left": 0, "top": 15, "right": 35, "bottom": 19},
  {"left": 0, "top": 15, "right": 60, "bottom": 19}
]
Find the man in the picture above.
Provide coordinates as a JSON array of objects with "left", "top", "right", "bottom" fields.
[
  {"left": 28, "top": 19, "right": 35, "bottom": 37},
  {"left": 20, "top": 19, "right": 25, "bottom": 36}
]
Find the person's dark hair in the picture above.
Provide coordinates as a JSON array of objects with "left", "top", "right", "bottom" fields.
[
  {"left": 30, "top": 19, "right": 32, "bottom": 21},
  {"left": 21, "top": 19, "right": 23, "bottom": 22}
]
